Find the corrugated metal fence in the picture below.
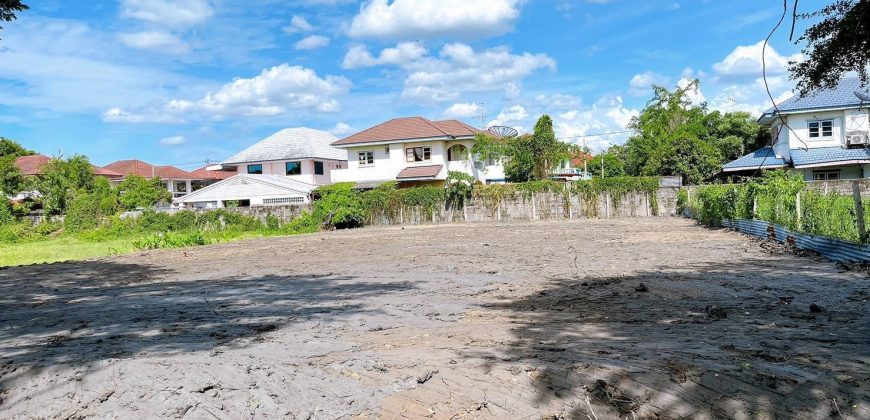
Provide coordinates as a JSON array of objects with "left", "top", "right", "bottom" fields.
[{"left": 721, "top": 219, "right": 870, "bottom": 263}]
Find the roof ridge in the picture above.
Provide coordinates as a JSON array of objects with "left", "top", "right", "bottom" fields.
[{"left": 417, "top": 116, "right": 451, "bottom": 136}]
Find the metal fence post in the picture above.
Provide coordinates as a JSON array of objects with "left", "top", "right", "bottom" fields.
[{"left": 852, "top": 181, "right": 866, "bottom": 242}]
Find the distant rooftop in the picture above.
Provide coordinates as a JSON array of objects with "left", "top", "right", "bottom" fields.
[{"left": 104, "top": 159, "right": 195, "bottom": 179}]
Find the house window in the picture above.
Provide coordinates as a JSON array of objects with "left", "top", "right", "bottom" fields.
[
  {"left": 313, "top": 161, "right": 324, "bottom": 175},
  {"left": 384, "top": 146, "right": 390, "bottom": 155},
  {"left": 174, "top": 181, "right": 188, "bottom": 193},
  {"left": 808, "top": 120, "right": 833, "bottom": 138},
  {"left": 247, "top": 164, "right": 263, "bottom": 174},
  {"left": 812, "top": 170, "right": 840, "bottom": 181},
  {"left": 405, "top": 146, "right": 432, "bottom": 163},
  {"left": 358, "top": 151, "right": 374, "bottom": 166},
  {"left": 286, "top": 161, "right": 301, "bottom": 175}
]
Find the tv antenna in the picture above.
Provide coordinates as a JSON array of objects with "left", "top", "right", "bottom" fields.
[{"left": 487, "top": 126, "right": 518, "bottom": 138}]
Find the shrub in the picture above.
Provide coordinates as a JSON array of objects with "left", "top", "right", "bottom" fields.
[
  {"left": 265, "top": 214, "right": 280, "bottom": 230},
  {"left": 132, "top": 231, "right": 210, "bottom": 250},
  {"left": 445, "top": 171, "right": 474, "bottom": 209},
  {"left": 117, "top": 175, "right": 172, "bottom": 210},
  {"left": 65, "top": 192, "right": 101, "bottom": 232},
  {"left": 312, "top": 183, "right": 365, "bottom": 229},
  {"left": 0, "top": 200, "right": 12, "bottom": 225}
]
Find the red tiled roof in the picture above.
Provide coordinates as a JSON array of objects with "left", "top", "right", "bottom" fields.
[
  {"left": 570, "top": 151, "right": 594, "bottom": 167},
  {"left": 104, "top": 159, "right": 195, "bottom": 180},
  {"left": 333, "top": 117, "right": 480, "bottom": 146},
  {"left": 396, "top": 164, "right": 443, "bottom": 179},
  {"left": 14, "top": 154, "right": 50, "bottom": 176},
  {"left": 15, "top": 154, "right": 123, "bottom": 178},
  {"left": 189, "top": 166, "right": 236, "bottom": 180}
]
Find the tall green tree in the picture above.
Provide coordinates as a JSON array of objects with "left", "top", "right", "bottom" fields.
[
  {"left": 117, "top": 175, "right": 172, "bottom": 210},
  {"left": 0, "top": 154, "right": 24, "bottom": 195},
  {"left": 587, "top": 151, "right": 626, "bottom": 178},
  {"left": 790, "top": 0, "right": 869, "bottom": 95},
  {"left": 0, "top": 137, "right": 33, "bottom": 158},
  {"left": 621, "top": 80, "right": 769, "bottom": 184},
  {"left": 473, "top": 115, "right": 577, "bottom": 182},
  {"left": 0, "top": 0, "right": 27, "bottom": 32},
  {"left": 39, "top": 155, "right": 96, "bottom": 214}
]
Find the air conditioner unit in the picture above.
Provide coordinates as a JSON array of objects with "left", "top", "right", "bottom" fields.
[{"left": 846, "top": 130, "right": 870, "bottom": 146}]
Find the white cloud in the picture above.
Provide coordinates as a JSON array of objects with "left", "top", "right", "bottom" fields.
[
  {"left": 712, "top": 40, "right": 801, "bottom": 78},
  {"left": 342, "top": 42, "right": 427, "bottom": 69},
  {"left": 329, "top": 122, "right": 354, "bottom": 136},
  {"left": 102, "top": 107, "right": 186, "bottom": 124},
  {"left": 402, "top": 43, "right": 555, "bottom": 103},
  {"left": 628, "top": 71, "right": 669, "bottom": 96},
  {"left": 443, "top": 102, "right": 483, "bottom": 119},
  {"left": 159, "top": 135, "right": 186, "bottom": 146},
  {"left": 488, "top": 105, "right": 527, "bottom": 127},
  {"left": 0, "top": 18, "right": 202, "bottom": 114},
  {"left": 105, "top": 64, "right": 351, "bottom": 122},
  {"left": 294, "top": 35, "right": 330, "bottom": 50},
  {"left": 120, "top": 0, "right": 214, "bottom": 28},
  {"left": 283, "top": 15, "right": 314, "bottom": 34},
  {"left": 118, "top": 31, "right": 190, "bottom": 54},
  {"left": 348, "top": 0, "right": 524, "bottom": 39},
  {"left": 553, "top": 96, "right": 638, "bottom": 151}
]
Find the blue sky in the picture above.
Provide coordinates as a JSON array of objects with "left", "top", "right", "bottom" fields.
[{"left": 0, "top": 0, "right": 826, "bottom": 171}]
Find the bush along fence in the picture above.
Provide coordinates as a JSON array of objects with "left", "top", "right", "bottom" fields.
[
  {"left": 679, "top": 171, "right": 870, "bottom": 262},
  {"left": 297, "top": 176, "right": 673, "bottom": 228}
]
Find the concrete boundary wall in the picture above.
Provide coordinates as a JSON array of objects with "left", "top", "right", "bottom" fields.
[{"left": 210, "top": 188, "right": 680, "bottom": 225}]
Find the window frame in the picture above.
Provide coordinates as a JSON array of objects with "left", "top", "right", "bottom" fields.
[
  {"left": 313, "top": 161, "right": 324, "bottom": 176},
  {"left": 808, "top": 119, "right": 834, "bottom": 139},
  {"left": 358, "top": 151, "right": 375, "bottom": 167},
  {"left": 405, "top": 146, "right": 432, "bottom": 163},
  {"left": 285, "top": 161, "right": 302, "bottom": 176},
  {"left": 812, "top": 170, "right": 841, "bottom": 181},
  {"left": 247, "top": 164, "right": 263, "bottom": 174}
]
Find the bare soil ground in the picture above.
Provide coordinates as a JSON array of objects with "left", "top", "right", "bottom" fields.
[{"left": 0, "top": 218, "right": 867, "bottom": 419}]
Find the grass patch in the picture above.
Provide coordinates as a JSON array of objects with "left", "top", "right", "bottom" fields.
[{"left": 0, "top": 236, "right": 136, "bottom": 266}]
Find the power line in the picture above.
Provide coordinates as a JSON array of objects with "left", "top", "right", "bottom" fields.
[{"left": 753, "top": 0, "right": 808, "bottom": 178}]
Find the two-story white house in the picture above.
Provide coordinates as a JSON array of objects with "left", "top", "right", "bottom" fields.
[
  {"left": 330, "top": 116, "right": 506, "bottom": 186},
  {"left": 723, "top": 77, "right": 870, "bottom": 180}
]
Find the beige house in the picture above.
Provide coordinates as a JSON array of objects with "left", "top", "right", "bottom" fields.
[{"left": 330, "top": 117, "right": 506, "bottom": 186}]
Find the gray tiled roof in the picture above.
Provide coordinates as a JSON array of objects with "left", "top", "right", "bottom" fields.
[
  {"left": 790, "top": 146, "right": 870, "bottom": 167},
  {"left": 764, "top": 77, "right": 870, "bottom": 116},
  {"left": 722, "top": 147, "right": 787, "bottom": 171},
  {"left": 222, "top": 128, "right": 346, "bottom": 164}
]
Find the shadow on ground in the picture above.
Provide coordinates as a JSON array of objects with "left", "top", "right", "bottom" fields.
[
  {"left": 471, "top": 258, "right": 869, "bottom": 419},
  {"left": 0, "top": 260, "right": 417, "bottom": 388}
]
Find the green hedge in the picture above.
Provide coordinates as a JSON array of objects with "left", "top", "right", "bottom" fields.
[{"left": 684, "top": 171, "right": 869, "bottom": 243}]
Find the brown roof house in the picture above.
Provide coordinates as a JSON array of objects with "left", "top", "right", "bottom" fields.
[
  {"left": 330, "top": 116, "right": 506, "bottom": 187},
  {"left": 104, "top": 159, "right": 202, "bottom": 199},
  {"left": 15, "top": 154, "right": 123, "bottom": 179}
]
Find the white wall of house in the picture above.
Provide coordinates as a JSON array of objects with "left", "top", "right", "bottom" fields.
[
  {"left": 234, "top": 159, "right": 345, "bottom": 185},
  {"left": 784, "top": 110, "right": 848, "bottom": 150}
]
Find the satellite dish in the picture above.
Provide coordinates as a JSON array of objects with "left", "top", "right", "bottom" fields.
[
  {"left": 854, "top": 91, "right": 870, "bottom": 102},
  {"left": 487, "top": 125, "right": 518, "bottom": 138}
]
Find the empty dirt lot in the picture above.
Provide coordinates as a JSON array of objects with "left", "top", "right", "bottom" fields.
[{"left": 0, "top": 218, "right": 867, "bottom": 419}]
